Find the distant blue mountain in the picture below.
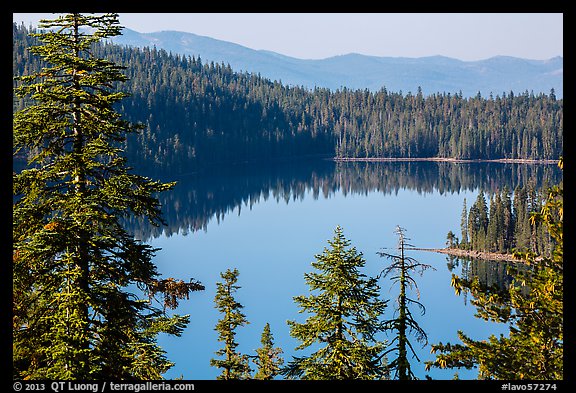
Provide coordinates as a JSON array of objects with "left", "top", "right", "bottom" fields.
[{"left": 111, "top": 28, "right": 563, "bottom": 98}]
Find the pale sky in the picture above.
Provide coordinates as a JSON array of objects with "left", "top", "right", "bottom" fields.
[{"left": 12, "top": 13, "right": 563, "bottom": 61}]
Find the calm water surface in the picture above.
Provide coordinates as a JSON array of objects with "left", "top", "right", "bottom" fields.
[{"left": 135, "top": 161, "right": 560, "bottom": 380}]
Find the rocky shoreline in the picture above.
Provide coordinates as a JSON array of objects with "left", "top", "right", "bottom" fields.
[
  {"left": 333, "top": 157, "right": 559, "bottom": 164},
  {"left": 409, "top": 247, "right": 525, "bottom": 263}
]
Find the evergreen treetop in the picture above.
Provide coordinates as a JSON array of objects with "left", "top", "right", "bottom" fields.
[
  {"left": 284, "top": 226, "right": 388, "bottom": 380},
  {"left": 210, "top": 268, "right": 251, "bottom": 380},
  {"left": 253, "top": 322, "right": 284, "bottom": 380}
]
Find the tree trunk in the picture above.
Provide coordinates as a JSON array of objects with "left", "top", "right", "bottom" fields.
[{"left": 71, "top": 13, "right": 91, "bottom": 377}]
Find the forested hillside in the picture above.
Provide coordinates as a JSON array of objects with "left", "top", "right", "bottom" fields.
[{"left": 13, "top": 23, "right": 563, "bottom": 175}]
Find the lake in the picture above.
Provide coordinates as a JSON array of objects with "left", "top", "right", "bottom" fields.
[{"left": 129, "top": 160, "right": 561, "bottom": 380}]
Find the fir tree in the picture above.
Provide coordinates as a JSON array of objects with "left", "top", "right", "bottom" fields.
[
  {"left": 253, "top": 323, "right": 284, "bottom": 380},
  {"left": 513, "top": 185, "right": 531, "bottom": 251},
  {"left": 502, "top": 186, "right": 514, "bottom": 251},
  {"left": 486, "top": 193, "right": 499, "bottom": 252},
  {"left": 446, "top": 230, "right": 458, "bottom": 248},
  {"left": 283, "top": 226, "right": 388, "bottom": 380},
  {"left": 460, "top": 198, "right": 469, "bottom": 247},
  {"left": 378, "top": 226, "right": 435, "bottom": 380},
  {"left": 468, "top": 191, "right": 488, "bottom": 250},
  {"left": 210, "top": 268, "right": 252, "bottom": 380},
  {"left": 493, "top": 192, "right": 505, "bottom": 252},
  {"left": 12, "top": 13, "right": 204, "bottom": 379}
]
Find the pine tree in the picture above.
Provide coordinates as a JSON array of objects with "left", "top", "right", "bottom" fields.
[
  {"left": 460, "top": 198, "right": 469, "bottom": 247},
  {"left": 446, "top": 230, "right": 458, "bottom": 248},
  {"left": 468, "top": 191, "right": 488, "bottom": 250},
  {"left": 210, "top": 268, "right": 252, "bottom": 380},
  {"left": 502, "top": 185, "right": 514, "bottom": 251},
  {"left": 283, "top": 226, "right": 388, "bottom": 380},
  {"left": 378, "top": 226, "right": 435, "bottom": 380},
  {"left": 513, "top": 185, "right": 531, "bottom": 251},
  {"left": 253, "top": 323, "right": 284, "bottom": 380},
  {"left": 13, "top": 13, "right": 204, "bottom": 379},
  {"left": 494, "top": 192, "right": 505, "bottom": 252},
  {"left": 486, "top": 193, "right": 498, "bottom": 252}
]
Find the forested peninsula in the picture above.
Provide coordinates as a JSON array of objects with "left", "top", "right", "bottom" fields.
[
  {"left": 13, "top": 23, "right": 563, "bottom": 176},
  {"left": 415, "top": 177, "right": 561, "bottom": 264}
]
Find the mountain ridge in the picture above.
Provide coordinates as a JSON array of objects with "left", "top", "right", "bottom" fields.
[{"left": 110, "top": 28, "right": 563, "bottom": 98}]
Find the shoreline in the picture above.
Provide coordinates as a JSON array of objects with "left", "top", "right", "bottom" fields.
[
  {"left": 333, "top": 157, "right": 559, "bottom": 164},
  {"left": 409, "top": 247, "right": 525, "bottom": 263}
]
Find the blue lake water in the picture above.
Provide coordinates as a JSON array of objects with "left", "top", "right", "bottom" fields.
[{"left": 134, "top": 160, "right": 560, "bottom": 380}]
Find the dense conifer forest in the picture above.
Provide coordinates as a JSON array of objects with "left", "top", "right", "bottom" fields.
[
  {"left": 454, "top": 183, "right": 556, "bottom": 257},
  {"left": 13, "top": 23, "right": 563, "bottom": 176}
]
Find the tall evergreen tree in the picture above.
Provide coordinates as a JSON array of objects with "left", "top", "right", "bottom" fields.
[
  {"left": 283, "top": 226, "right": 388, "bottom": 380},
  {"left": 502, "top": 185, "right": 514, "bottom": 251},
  {"left": 468, "top": 190, "right": 489, "bottom": 250},
  {"left": 513, "top": 185, "right": 531, "bottom": 251},
  {"left": 210, "top": 268, "right": 252, "bottom": 380},
  {"left": 460, "top": 198, "right": 469, "bottom": 247},
  {"left": 446, "top": 230, "right": 458, "bottom": 248},
  {"left": 486, "top": 194, "right": 499, "bottom": 251},
  {"left": 494, "top": 192, "right": 506, "bottom": 252},
  {"left": 378, "top": 226, "right": 434, "bottom": 380},
  {"left": 253, "top": 323, "right": 284, "bottom": 380},
  {"left": 12, "top": 13, "right": 204, "bottom": 379}
]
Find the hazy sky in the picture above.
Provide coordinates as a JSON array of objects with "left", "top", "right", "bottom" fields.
[{"left": 13, "top": 13, "right": 563, "bottom": 61}]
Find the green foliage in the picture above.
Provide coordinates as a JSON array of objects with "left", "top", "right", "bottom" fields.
[
  {"left": 283, "top": 226, "right": 388, "bottom": 380},
  {"left": 460, "top": 198, "right": 469, "bottom": 247},
  {"left": 467, "top": 191, "right": 488, "bottom": 250},
  {"left": 13, "top": 13, "right": 203, "bottom": 379},
  {"left": 378, "top": 226, "right": 435, "bottom": 380},
  {"left": 253, "top": 323, "right": 284, "bottom": 380},
  {"left": 446, "top": 230, "right": 458, "bottom": 248},
  {"left": 426, "top": 159, "right": 563, "bottom": 379},
  {"left": 210, "top": 268, "right": 252, "bottom": 380}
]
